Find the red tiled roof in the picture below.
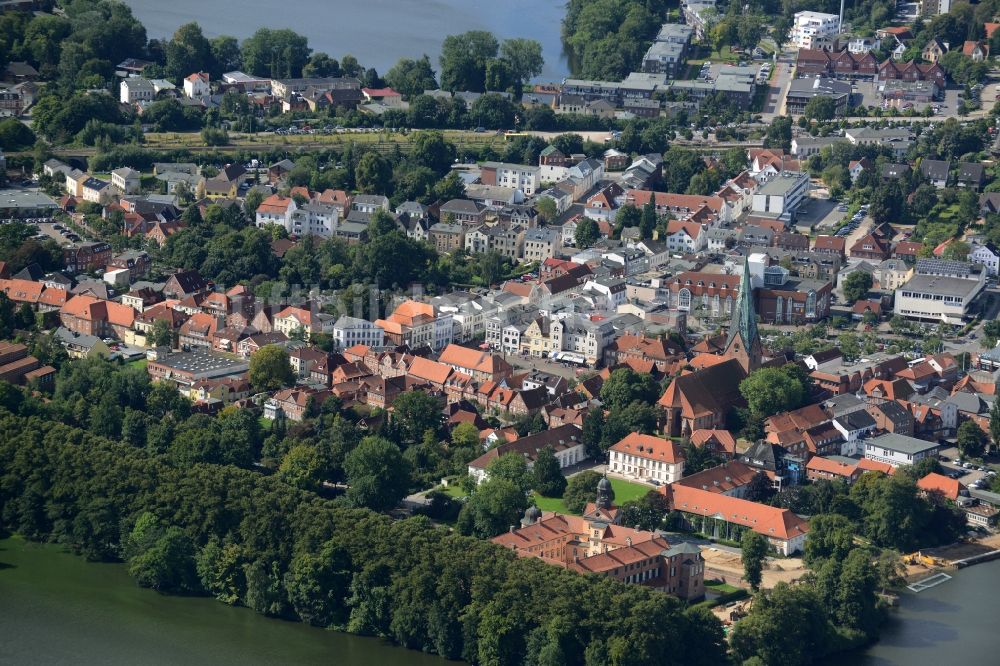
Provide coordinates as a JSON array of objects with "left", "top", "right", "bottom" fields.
[
  {"left": 610, "top": 432, "right": 683, "bottom": 463},
  {"left": 662, "top": 485, "right": 809, "bottom": 541},
  {"left": 917, "top": 472, "right": 962, "bottom": 500}
]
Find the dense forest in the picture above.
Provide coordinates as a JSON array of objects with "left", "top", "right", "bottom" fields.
[{"left": 0, "top": 407, "right": 728, "bottom": 666}]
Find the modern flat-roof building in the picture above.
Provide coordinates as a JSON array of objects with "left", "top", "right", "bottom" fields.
[
  {"left": 147, "top": 349, "right": 249, "bottom": 389},
  {"left": 751, "top": 171, "right": 809, "bottom": 224},
  {"left": 894, "top": 272, "right": 986, "bottom": 324},
  {"left": 785, "top": 77, "right": 851, "bottom": 115},
  {"left": 791, "top": 11, "right": 841, "bottom": 49},
  {"left": 864, "top": 432, "right": 939, "bottom": 468},
  {"left": 0, "top": 189, "right": 59, "bottom": 218}
]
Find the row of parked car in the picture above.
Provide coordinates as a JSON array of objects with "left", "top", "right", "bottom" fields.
[{"left": 834, "top": 205, "right": 868, "bottom": 237}]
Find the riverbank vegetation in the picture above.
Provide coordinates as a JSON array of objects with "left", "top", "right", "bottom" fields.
[{"left": 0, "top": 407, "right": 728, "bottom": 666}]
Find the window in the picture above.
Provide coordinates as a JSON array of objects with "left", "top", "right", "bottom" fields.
[{"left": 678, "top": 288, "right": 691, "bottom": 310}]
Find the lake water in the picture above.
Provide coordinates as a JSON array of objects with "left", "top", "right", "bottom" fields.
[
  {"left": 123, "top": 0, "right": 570, "bottom": 81},
  {"left": 3, "top": 535, "right": 995, "bottom": 665},
  {"left": 0, "top": 536, "right": 451, "bottom": 666},
  {"left": 828, "top": 560, "right": 1000, "bottom": 665}
]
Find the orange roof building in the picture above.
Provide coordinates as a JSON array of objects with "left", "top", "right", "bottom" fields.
[
  {"left": 609, "top": 432, "right": 685, "bottom": 484},
  {"left": 917, "top": 472, "right": 963, "bottom": 501},
  {"left": 661, "top": 484, "right": 809, "bottom": 555}
]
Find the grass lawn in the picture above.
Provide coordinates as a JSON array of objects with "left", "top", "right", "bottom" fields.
[
  {"left": 705, "top": 580, "right": 740, "bottom": 594},
  {"left": 439, "top": 484, "right": 468, "bottom": 499},
  {"left": 127, "top": 358, "right": 148, "bottom": 370},
  {"left": 609, "top": 478, "right": 653, "bottom": 504},
  {"left": 532, "top": 478, "right": 652, "bottom": 516},
  {"left": 257, "top": 416, "right": 272, "bottom": 433},
  {"left": 533, "top": 493, "right": 571, "bottom": 514}
]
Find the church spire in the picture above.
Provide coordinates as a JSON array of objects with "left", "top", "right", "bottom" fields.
[{"left": 724, "top": 256, "right": 761, "bottom": 371}]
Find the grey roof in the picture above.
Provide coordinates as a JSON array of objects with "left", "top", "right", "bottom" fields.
[
  {"left": 0, "top": 189, "right": 59, "bottom": 210},
  {"left": 867, "top": 432, "right": 939, "bottom": 455},
  {"left": 916, "top": 258, "right": 973, "bottom": 278},
  {"left": 881, "top": 163, "right": 911, "bottom": 178},
  {"left": 353, "top": 194, "right": 389, "bottom": 207},
  {"left": 946, "top": 391, "right": 992, "bottom": 415},
  {"left": 54, "top": 327, "right": 102, "bottom": 350},
  {"left": 441, "top": 199, "right": 483, "bottom": 214},
  {"left": 957, "top": 162, "right": 985, "bottom": 183},
  {"left": 787, "top": 77, "right": 852, "bottom": 98},
  {"left": 898, "top": 274, "right": 983, "bottom": 299},
  {"left": 920, "top": 159, "right": 951, "bottom": 181},
  {"left": 757, "top": 171, "right": 808, "bottom": 196},
  {"left": 523, "top": 227, "right": 560, "bottom": 242},
  {"left": 835, "top": 409, "right": 876, "bottom": 431}
]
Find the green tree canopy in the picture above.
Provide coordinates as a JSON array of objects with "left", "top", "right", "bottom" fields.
[
  {"left": 343, "top": 435, "right": 411, "bottom": 511},
  {"left": 248, "top": 345, "right": 294, "bottom": 393}
]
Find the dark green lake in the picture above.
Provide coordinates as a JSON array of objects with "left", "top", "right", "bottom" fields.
[
  {"left": 3, "top": 535, "right": 996, "bottom": 665},
  {"left": 0, "top": 536, "right": 452, "bottom": 665}
]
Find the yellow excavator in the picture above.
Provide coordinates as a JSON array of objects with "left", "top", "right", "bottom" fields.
[{"left": 903, "top": 551, "right": 945, "bottom": 567}]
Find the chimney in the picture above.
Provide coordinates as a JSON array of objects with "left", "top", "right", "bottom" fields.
[
  {"left": 509, "top": 525, "right": 515, "bottom": 533},
  {"left": 626, "top": 537, "right": 632, "bottom": 547}
]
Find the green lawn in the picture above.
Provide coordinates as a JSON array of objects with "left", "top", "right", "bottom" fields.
[
  {"left": 533, "top": 493, "right": 570, "bottom": 513},
  {"left": 609, "top": 478, "right": 653, "bottom": 504},
  {"left": 439, "top": 484, "right": 468, "bottom": 499},
  {"left": 532, "top": 478, "right": 652, "bottom": 515},
  {"left": 127, "top": 358, "right": 148, "bottom": 370},
  {"left": 705, "top": 580, "right": 740, "bottom": 594}
]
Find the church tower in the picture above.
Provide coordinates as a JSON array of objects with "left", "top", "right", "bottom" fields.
[{"left": 723, "top": 256, "right": 763, "bottom": 372}]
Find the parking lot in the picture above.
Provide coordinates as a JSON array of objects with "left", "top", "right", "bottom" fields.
[
  {"left": 794, "top": 196, "right": 844, "bottom": 233},
  {"left": 34, "top": 221, "right": 78, "bottom": 246},
  {"left": 937, "top": 447, "right": 996, "bottom": 490}
]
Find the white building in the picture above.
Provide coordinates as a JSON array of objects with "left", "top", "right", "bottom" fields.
[
  {"left": 970, "top": 242, "right": 1000, "bottom": 276},
  {"left": 521, "top": 227, "right": 560, "bottom": 262},
  {"left": 583, "top": 278, "right": 627, "bottom": 309},
  {"left": 864, "top": 433, "right": 939, "bottom": 468},
  {"left": 289, "top": 203, "right": 340, "bottom": 238},
  {"left": 255, "top": 194, "right": 298, "bottom": 233},
  {"left": 894, "top": 273, "right": 986, "bottom": 324},
  {"left": 609, "top": 433, "right": 685, "bottom": 484},
  {"left": 331, "top": 316, "right": 384, "bottom": 350},
  {"left": 751, "top": 171, "right": 809, "bottom": 224},
  {"left": 183, "top": 72, "right": 210, "bottom": 98},
  {"left": 111, "top": 167, "right": 140, "bottom": 195},
  {"left": 550, "top": 315, "right": 616, "bottom": 367},
  {"left": 480, "top": 162, "right": 541, "bottom": 196},
  {"left": 467, "top": 425, "right": 587, "bottom": 484},
  {"left": 120, "top": 77, "right": 154, "bottom": 105},
  {"left": 791, "top": 11, "right": 841, "bottom": 49}
]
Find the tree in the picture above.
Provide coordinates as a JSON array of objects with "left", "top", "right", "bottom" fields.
[
  {"left": 410, "top": 131, "right": 455, "bottom": 174},
  {"left": 563, "top": 471, "right": 602, "bottom": 514},
  {"left": 741, "top": 530, "right": 768, "bottom": 592},
  {"left": 803, "top": 513, "right": 856, "bottom": 567},
  {"left": 457, "top": 476, "right": 529, "bottom": 538},
  {"left": 640, "top": 199, "right": 657, "bottom": 240},
  {"left": 390, "top": 390, "right": 443, "bottom": 444},
  {"left": 618, "top": 491, "right": 670, "bottom": 531},
  {"left": 165, "top": 22, "right": 213, "bottom": 79},
  {"left": 744, "top": 471, "right": 775, "bottom": 503},
  {"left": 343, "top": 436, "right": 411, "bottom": 512},
  {"left": 248, "top": 345, "right": 294, "bottom": 392},
  {"left": 771, "top": 16, "right": 793, "bottom": 50},
  {"left": 803, "top": 96, "right": 837, "bottom": 121},
  {"left": 0, "top": 118, "right": 35, "bottom": 150},
  {"left": 487, "top": 452, "right": 533, "bottom": 494},
  {"left": 148, "top": 318, "right": 173, "bottom": 348},
  {"left": 278, "top": 444, "right": 324, "bottom": 490},
  {"left": 989, "top": 398, "right": 1000, "bottom": 452},
  {"left": 956, "top": 420, "right": 986, "bottom": 460},
  {"left": 439, "top": 31, "right": 499, "bottom": 92},
  {"left": 384, "top": 55, "right": 438, "bottom": 99},
  {"left": 284, "top": 540, "right": 351, "bottom": 627},
  {"left": 842, "top": 271, "right": 873, "bottom": 304},
  {"left": 355, "top": 152, "right": 392, "bottom": 195},
  {"left": 730, "top": 582, "right": 833, "bottom": 666},
  {"left": 240, "top": 28, "right": 311, "bottom": 79},
  {"left": 535, "top": 197, "right": 557, "bottom": 224},
  {"left": 533, "top": 447, "right": 567, "bottom": 497},
  {"left": 599, "top": 368, "right": 660, "bottom": 412},
  {"left": 574, "top": 217, "right": 600, "bottom": 248},
  {"left": 869, "top": 181, "right": 905, "bottom": 226},
  {"left": 764, "top": 116, "right": 792, "bottom": 152},
  {"left": 210, "top": 36, "right": 242, "bottom": 77},
  {"left": 739, "top": 366, "right": 806, "bottom": 420},
  {"left": 499, "top": 38, "right": 544, "bottom": 88}
]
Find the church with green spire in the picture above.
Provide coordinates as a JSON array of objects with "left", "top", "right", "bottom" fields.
[{"left": 722, "top": 256, "right": 763, "bottom": 372}]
